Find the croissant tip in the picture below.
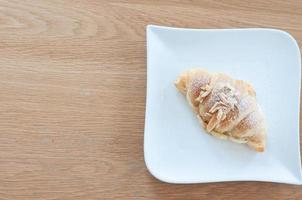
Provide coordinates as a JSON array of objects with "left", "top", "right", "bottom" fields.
[
  {"left": 249, "top": 142, "right": 265, "bottom": 152},
  {"left": 255, "top": 146, "right": 265, "bottom": 152},
  {"left": 174, "top": 73, "right": 188, "bottom": 94}
]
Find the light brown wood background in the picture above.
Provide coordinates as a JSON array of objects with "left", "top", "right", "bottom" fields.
[{"left": 0, "top": 0, "right": 301, "bottom": 199}]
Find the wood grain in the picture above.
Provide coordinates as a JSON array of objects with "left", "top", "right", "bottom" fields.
[{"left": 0, "top": 0, "right": 301, "bottom": 199}]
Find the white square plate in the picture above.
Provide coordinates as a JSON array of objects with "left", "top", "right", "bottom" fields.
[{"left": 144, "top": 25, "right": 302, "bottom": 184}]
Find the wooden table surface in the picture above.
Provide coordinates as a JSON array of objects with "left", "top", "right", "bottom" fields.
[{"left": 0, "top": 0, "right": 301, "bottom": 199}]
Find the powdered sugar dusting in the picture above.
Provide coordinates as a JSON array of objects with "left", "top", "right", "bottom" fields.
[
  {"left": 240, "top": 111, "right": 260, "bottom": 129},
  {"left": 190, "top": 77, "right": 210, "bottom": 96},
  {"left": 237, "top": 96, "right": 254, "bottom": 111}
]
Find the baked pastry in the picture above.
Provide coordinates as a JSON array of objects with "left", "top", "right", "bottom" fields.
[{"left": 175, "top": 69, "right": 266, "bottom": 152}]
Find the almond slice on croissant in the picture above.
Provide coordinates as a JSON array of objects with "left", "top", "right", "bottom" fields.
[{"left": 175, "top": 69, "right": 267, "bottom": 152}]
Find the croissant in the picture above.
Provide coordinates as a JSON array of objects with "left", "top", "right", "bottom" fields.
[{"left": 175, "top": 69, "right": 267, "bottom": 152}]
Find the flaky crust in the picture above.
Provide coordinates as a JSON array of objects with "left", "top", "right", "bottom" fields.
[{"left": 175, "top": 69, "right": 266, "bottom": 152}]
